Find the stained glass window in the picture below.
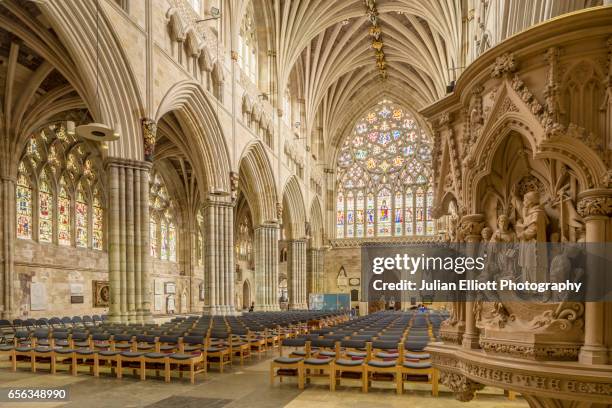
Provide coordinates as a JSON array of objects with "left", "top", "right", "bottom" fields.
[
  {"left": 426, "top": 188, "right": 435, "bottom": 235},
  {"left": 58, "top": 182, "right": 71, "bottom": 246},
  {"left": 17, "top": 124, "right": 105, "bottom": 249},
  {"left": 356, "top": 191, "right": 364, "bottom": 238},
  {"left": 16, "top": 171, "right": 32, "bottom": 240},
  {"left": 93, "top": 193, "right": 104, "bottom": 250},
  {"left": 415, "top": 187, "right": 425, "bottom": 236},
  {"left": 149, "top": 173, "right": 178, "bottom": 262},
  {"left": 336, "top": 100, "right": 433, "bottom": 237},
  {"left": 405, "top": 189, "right": 414, "bottom": 235},
  {"left": 394, "top": 190, "right": 403, "bottom": 236},
  {"left": 39, "top": 172, "right": 53, "bottom": 243},
  {"left": 75, "top": 187, "right": 88, "bottom": 248},
  {"left": 150, "top": 217, "right": 158, "bottom": 258},
  {"left": 377, "top": 188, "right": 391, "bottom": 236},
  {"left": 346, "top": 191, "right": 354, "bottom": 238},
  {"left": 336, "top": 192, "right": 344, "bottom": 238}
]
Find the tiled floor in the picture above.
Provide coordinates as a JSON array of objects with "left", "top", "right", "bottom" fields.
[{"left": 0, "top": 353, "right": 528, "bottom": 408}]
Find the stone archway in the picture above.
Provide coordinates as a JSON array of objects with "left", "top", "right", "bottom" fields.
[{"left": 242, "top": 280, "right": 251, "bottom": 310}]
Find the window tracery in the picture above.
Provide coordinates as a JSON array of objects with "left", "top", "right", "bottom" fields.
[
  {"left": 16, "top": 124, "right": 105, "bottom": 249},
  {"left": 149, "top": 172, "right": 178, "bottom": 262},
  {"left": 336, "top": 100, "right": 434, "bottom": 238}
]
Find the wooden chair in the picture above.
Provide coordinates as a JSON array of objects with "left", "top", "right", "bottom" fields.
[
  {"left": 364, "top": 341, "right": 400, "bottom": 393},
  {"left": 117, "top": 350, "right": 146, "bottom": 380},
  {"left": 206, "top": 333, "right": 232, "bottom": 373},
  {"left": 303, "top": 340, "right": 337, "bottom": 390},
  {"left": 30, "top": 330, "right": 55, "bottom": 373},
  {"left": 397, "top": 342, "right": 438, "bottom": 396},
  {"left": 330, "top": 341, "right": 370, "bottom": 392},
  {"left": 270, "top": 338, "right": 305, "bottom": 389}
]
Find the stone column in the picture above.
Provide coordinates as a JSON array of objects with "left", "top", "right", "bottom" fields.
[
  {"left": 106, "top": 158, "right": 152, "bottom": 323},
  {"left": 287, "top": 239, "right": 307, "bottom": 309},
  {"left": 202, "top": 194, "right": 236, "bottom": 315},
  {"left": 254, "top": 222, "right": 280, "bottom": 311},
  {"left": 460, "top": 214, "right": 484, "bottom": 349},
  {"left": 308, "top": 247, "right": 325, "bottom": 294},
  {"left": 0, "top": 175, "right": 16, "bottom": 319},
  {"left": 577, "top": 189, "right": 611, "bottom": 365}
]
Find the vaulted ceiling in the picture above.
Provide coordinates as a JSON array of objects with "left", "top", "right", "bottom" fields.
[{"left": 263, "top": 0, "right": 602, "bottom": 160}]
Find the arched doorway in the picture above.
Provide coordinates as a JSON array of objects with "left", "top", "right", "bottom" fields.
[{"left": 242, "top": 280, "right": 251, "bottom": 310}]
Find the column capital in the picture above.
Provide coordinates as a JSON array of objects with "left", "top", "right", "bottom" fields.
[
  {"left": 458, "top": 213, "right": 485, "bottom": 241},
  {"left": 204, "top": 192, "right": 234, "bottom": 207},
  {"left": 105, "top": 157, "right": 152, "bottom": 171},
  {"left": 577, "top": 189, "right": 612, "bottom": 218},
  {"left": 255, "top": 222, "right": 280, "bottom": 231}
]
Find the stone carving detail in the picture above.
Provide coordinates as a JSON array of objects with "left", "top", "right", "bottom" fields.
[
  {"left": 577, "top": 195, "right": 612, "bottom": 217},
  {"left": 275, "top": 202, "right": 283, "bottom": 220},
  {"left": 432, "top": 352, "right": 612, "bottom": 397},
  {"left": 491, "top": 53, "right": 518, "bottom": 78},
  {"left": 93, "top": 281, "right": 110, "bottom": 308},
  {"left": 529, "top": 302, "right": 584, "bottom": 332},
  {"left": 478, "top": 339, "right": 581, "bottom": 361},
  {"left": 438, "top": 371, "right": 485, "bottom": 402},
  {"left": 142, "top": 118, "right": 157, "bottom": 162},
  {"left": 230, "top": 171, "right": 239, "bottom": 201}
]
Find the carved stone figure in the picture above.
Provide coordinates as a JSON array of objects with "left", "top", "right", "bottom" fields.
[
  {"left": 490, "top": 214, "right": 517, "bottom": 278},
  {"left": 515, "top": 191, "right": 549, "bottom": 282}
]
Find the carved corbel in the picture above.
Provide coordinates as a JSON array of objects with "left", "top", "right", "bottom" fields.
[
  {"left": 438, "top": 371, "right": 485, "bottom": 402},
  {"left": 142, "top": 118, "right": 157, "bottom": 162}
]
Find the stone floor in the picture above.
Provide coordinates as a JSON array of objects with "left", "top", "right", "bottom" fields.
[{"left": 0, "top": 353, "right": 528, "bottom": 408}]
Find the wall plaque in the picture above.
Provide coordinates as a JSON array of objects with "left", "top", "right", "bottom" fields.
[
  {"left": 30, "top": 282, "right": 47, "bottom": 311},
  {"left": 93, "top": 281, "right": 110, "bottom": 307},
  {"left": 165, "top": 282, "right": 176, "bottom": 294},
  {"left": 71, "top": 295, "right": 84, "bottom": 304},
  {"left": 349, "top": 278, "right": 360, "bottom": 286}
]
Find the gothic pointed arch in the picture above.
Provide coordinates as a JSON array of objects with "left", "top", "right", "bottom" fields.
[
  {"left": 282, "top": 175, "right": 306, "bottom": 239},
  {"left": 156, "top": 80, "right": 232, "bottom": 195},
  {"left": 308, "top": 197, "right": 324, "bottom": 249},
  {"left": 238, "top": 141, "right": 278, "bottom": 225}
]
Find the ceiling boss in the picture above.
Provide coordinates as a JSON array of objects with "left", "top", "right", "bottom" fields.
[{"left": 365, "top": 0, "right": 387, "bottom": 80}]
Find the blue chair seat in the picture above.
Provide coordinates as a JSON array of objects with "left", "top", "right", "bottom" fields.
[
  {"left": 206, "top": 347, "right": 224, "bottom": 353},
  {"left": 15, "top": 346, "right": 32, "bottom": 352},
  {"left": 403, "top": 361, "right": 432, "bottom": 369},
  {"left": 34, "top": 346, "right": 61, "bottom": 353},
  {"left": 121, "top": 351, "right": 145, "bottom": 358},
  {"left": 169, "top": 353, "right": 197, "bottom": 360},
  {"left": 114, "top": 343, "right": 132, "bottom": 349},
  {"left": 183, "top": 345, "right": 202, "bottom": 352},
  {"left": 367, "top": 360, "right": 396, "bottom": 368},
  {"left": 55, "top": 340, "right": 70, "bottom": 347},
  {"left": 304, "top": 357, "right": 332, "bottom": 365},
  {"left": 74, "top": 341, "right": 90, "bottom": 347},
  {"left": 405, "top": 352, "right": 430, "bottom": 360},
  {"left": 144, "top": 352, "right": 167, "bottom": 359},
  {"left": 160, "top": 345, "right": 176, "bottom": 351},
  {"left": 273, "top": 356, "right": 303, "bottom": 364},
  {"left": 0, "top": 345, "right": 14, "bottom": 351},
  {"left": 290, "top": 350, "right": 307, "bottom": 356},
  {"left": 347, "top": 351, "right": 367, "bottom": 358},
  {"left": 335, "top": 359, "right": 363, "bottom": 367},
  {"left": 99, "top": 350, "right": 121, "bottom": 356},
  {"left": 74, "top": 349, "right": 97, "bottom": 355},
  {"left": 318, "top": 351, "right": 336, "bottom": 357},
  {"left": 376, "top": 352, "right": 398, "bottom": 359},
  {"left": 55, "top": 348, "right": 76, "bottom": 354}
]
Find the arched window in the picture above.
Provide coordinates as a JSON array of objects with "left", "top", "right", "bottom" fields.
[
  {"left": 58, "top": 180, "right": 71, "bottom": 246},
  {"left": 16, "top": 124, "right": 105, "bottom": 249},
  {"left": 16, "top": 164, "right": 33, "bottom": 240},
  {"left": 92, "top": 191, "right": 104, "bottom": 250},
  {"left": 336, "top": 100, "right": 434, "bottom": 238},
  {"left": 75, "top": 185, "right": 88, "bottom": 248},
  {"left": 238, "top": 1, "right": 257, "bottom": 83},
  {"left": 38, "top": 171, "right": 53, "bottom": 243},
  {"left": 149, "top": 173, "right": 178, "bottom": 262}
]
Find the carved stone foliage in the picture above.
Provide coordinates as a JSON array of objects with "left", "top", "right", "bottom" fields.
[
  {"left": 438, "top": 371, "right": 485, "bottom": 402},
  {"left": 491, "top": 53, "right": 518, "bottom": 78},
  {"left": 577, "top": 195, "right": 612, "bottom": 217},
  {"left": 432, "top": 350, "right": 612, "bottom": 402},
  {"left": 142, "top": 118, "right": 157, "bottom": 162}
]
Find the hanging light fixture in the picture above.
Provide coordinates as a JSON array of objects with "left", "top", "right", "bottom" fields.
[{"left": 76, "top": 0, "right": 119, "bottom": 142}]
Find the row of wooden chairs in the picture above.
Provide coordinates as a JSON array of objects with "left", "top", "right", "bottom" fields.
[{"left": 270, "top": 339, "right": 437, "bottom": 395}]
